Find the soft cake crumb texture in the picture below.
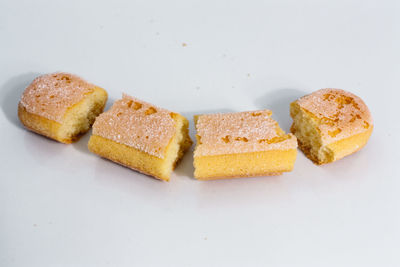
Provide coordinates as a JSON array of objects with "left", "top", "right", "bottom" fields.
[{"left": 92, "top": 94, "right": 178, "bottom": 158}]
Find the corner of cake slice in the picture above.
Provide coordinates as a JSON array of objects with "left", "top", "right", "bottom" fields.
[
  {"left": 193, "top": 110, "right": 297, "bottom": 180},
  {"left": 88, "top": 94, "right": 192, "bottom": 181}
]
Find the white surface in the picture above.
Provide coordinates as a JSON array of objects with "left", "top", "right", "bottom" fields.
[{"left": 1, "top": 0, "right": 399, "bottom": 266}]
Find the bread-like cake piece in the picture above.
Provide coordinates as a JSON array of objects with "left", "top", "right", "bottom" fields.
[
  {"left": 290, "top": 88, "right": 373, "bottom": 164},
  {"left": 193, "top": 110, "right": 298, "bottom": 180},
  {"left": 88, "top": 94, "right": 192, "bottom": 181},
  {"left": 18, "top": 72, "right": 108, "bottom": 143}
]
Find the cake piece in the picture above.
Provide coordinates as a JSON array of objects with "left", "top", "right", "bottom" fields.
[
  {"left": 88, "top": 94, "right": 192, "bottom": 181},
  {"left": 290, "top": 88, "right": 373, "bottom": 164},
  {"left": 18, "top": 72, "right": 108, "bottom": 143},
  {"left": 193, "top": 110, "right": 298, "bottom": 180}
]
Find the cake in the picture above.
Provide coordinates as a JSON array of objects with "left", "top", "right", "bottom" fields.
[
  {"left": 193, "top": 110, "right": 298, "bottom": 180},
  {"left": 88, "top": 94, "right": 192, "bottom": 181},
  {"left": 18, "top": 72, "right": 108, "bottom": 143},
  {"left": 290, "top": 88, "right": 373, "bottom": 164}
]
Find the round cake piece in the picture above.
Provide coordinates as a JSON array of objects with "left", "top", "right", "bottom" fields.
[
  {"left": 18, "top": 72, "right": 108, "bottom": 143},
  {"left": 290, "top": 88, "right": 373, "bottom": 164}
]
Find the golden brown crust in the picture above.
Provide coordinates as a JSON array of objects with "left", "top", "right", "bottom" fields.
[
  {"left": 18, "top": 103, "right": 66, "bottom": 142},
  {"left": 194, "top": 110, "right": 297, "bottom": 157},
  {"left": 88, "top": 122, "right": 192, "bottom": 182},
  {"left": 18, "top": 75, "right": 108, "bottom": 144},
  {"left": 193, "top": 148, "right": 297, "bottom": 180},
  {"left": 325, "top": 126, "right": 373, "bottom": 163},
  {"left": 92, "top": 94, "right": 177, "bottom": 158},
  {"left": 20, "top": 73, "right": 99, "bottom": 123},
  {"left": 193, "top": 111, "right": 297, "bottom": 180},
  {"left": 296, "top": 88, "right": 373, "bottom": 146},
  {"left": 88, "top": 135, "right": 167, "bottom": 180},
  {"left": 291, "top": 88, "right": 373, "bottom": 164},
  {"left": 88, "top": 96, "right": 192, "bottom": 181}
]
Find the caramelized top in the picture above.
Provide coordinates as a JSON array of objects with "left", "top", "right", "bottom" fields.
[
  {"left": 92, "top": 94, "right": 177, "bottom": 158},
  {"left": 20, "top": 72, "right": 96, "bottom": 123},
  {"left": 296, "top": 88, "right": 373, "bottom": 144},
  {"left": 194, "top": 110, "right": 297, "bottom": 157}
]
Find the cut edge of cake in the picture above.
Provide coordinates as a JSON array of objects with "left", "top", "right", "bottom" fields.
[
  {"left": 18, "top": 86, "right": 108, "bottom": 144},
  {"left": 290, "top": 89, "right": 373, "bottom": 164}
]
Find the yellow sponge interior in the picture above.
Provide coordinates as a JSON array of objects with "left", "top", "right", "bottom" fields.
[
  {"left": 58, "top": 87, "right": 107, "bottom": 143},
  {"left": 290, "top": 102, "right": 373, "bottom": 164},
  {"left": 290, "top": 102, "right": 332, "bottom": 164}
]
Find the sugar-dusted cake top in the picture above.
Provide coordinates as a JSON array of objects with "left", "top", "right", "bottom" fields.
[
  {"left": 296, "top": 88, "right": 373, "bottom": 145},
  {"left": 20, "top": 72, "right": 96, "bottom": 123},
  {"left": 92, "top": 94, "right": 177, "bottom": 158},
  {"left": 194, "top": 110, "right": 297, "bottom": 157}
]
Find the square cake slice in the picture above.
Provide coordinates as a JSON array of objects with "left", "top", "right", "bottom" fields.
[
  {"left": 193, "top": 110, "right": 297, "bottom": 180},
  {"left": 18, "top": 73, "right": 108, "bottom": 143},
  {"left": 88, "top": 94, "right": 192, "bottom": 181}
]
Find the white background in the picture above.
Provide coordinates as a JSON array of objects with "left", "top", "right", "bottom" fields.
[{"left": 1, "top": 0, "right": 399, "bottom": 266}]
